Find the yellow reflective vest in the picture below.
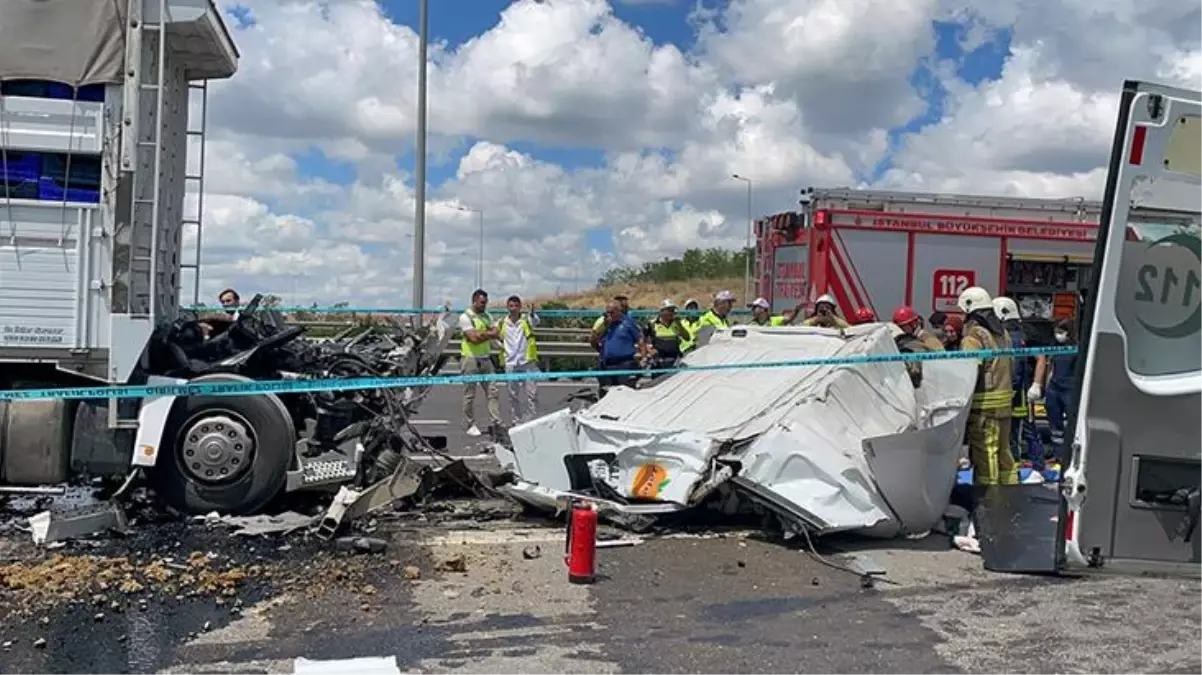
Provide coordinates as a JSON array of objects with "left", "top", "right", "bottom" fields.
[
  {"left": 750, "top": 316, "right": 787, "bottom": 327},
  {"left": 497, "top": 316, "right": 540, "bottom": 363},
  {"left": 695, "top": 310, "right": 729, "bottom": 335},
  {"left": 647, "top": 319, "right": 693, "bottom": 355},
  {"left": 460, "top": 310, "right": 492, "bottom": 358}
]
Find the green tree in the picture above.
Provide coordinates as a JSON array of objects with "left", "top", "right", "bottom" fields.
[{"left": 597, "top": 246, "right": 752, "bottom": 287}]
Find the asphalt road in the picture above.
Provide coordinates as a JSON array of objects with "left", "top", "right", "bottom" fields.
[
  {"left": 1, "top": 380, "right": 1199, "bottom": 673},
  {"left": 412, "top": 378, "right": 589, "bottom": 451},
  {"left": 2, "top": 519, "right": 1197, "bottom": 674}
]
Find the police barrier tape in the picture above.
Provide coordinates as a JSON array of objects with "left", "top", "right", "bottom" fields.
[
  {"left": 0, "top": 346, "right": 1076, "bottom": 402},
  {"left": 184, "top": 305, "right": 752, "bottom": 318}
]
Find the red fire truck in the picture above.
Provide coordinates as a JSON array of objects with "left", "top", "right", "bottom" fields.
[{"left": 756, "top": 187, "right": 1123, "bottom": 332}]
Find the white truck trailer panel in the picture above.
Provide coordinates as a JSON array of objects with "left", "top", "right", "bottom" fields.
[{"left": 0, "top": 0, "right": 237, "bottom": 382}]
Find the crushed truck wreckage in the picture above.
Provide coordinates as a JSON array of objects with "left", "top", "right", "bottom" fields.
[
  {"left": 13, "top": 296, "right": 468, "bottom": 543},
  {"left": 495, "top": 324, "right": 979, "bottom": 539}
]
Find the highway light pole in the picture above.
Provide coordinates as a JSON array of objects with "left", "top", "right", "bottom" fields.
[
  {"left": 732, "top": 173, "right": 753, "bottom": 302},
  {"left": 457, "top": 206, "right": 484, "bottom": 289},
  {"left": 411, "top": 0, "right": 429, "bottom": 309}
]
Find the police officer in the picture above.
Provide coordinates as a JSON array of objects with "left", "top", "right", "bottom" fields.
[
  {"left": 680, "top": 298, "right": 701, "bottom": 334},
  {"left": 692, "top": 291, "right": 736, "bottom": 345},
  {"left": 643, "top": 299, "right": 692, "bottom": 367},
  {"left": 747, "top": 297, "right": 787, "bottom": 326},
  {"left": 957, "top": 287, "right": 1018, "bottom": 486}
]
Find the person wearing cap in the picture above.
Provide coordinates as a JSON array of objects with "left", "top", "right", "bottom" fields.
[
  {"left": 801, "top": 294, "right": 850, "bottom": 329},
  {"left": 642, "top": 299, "right": 693, "bottom": 366},
  {"left": 680, "top": 298, "right": 701, "bottom": 334},
  {"left": 695, "top": 290, "right": 736, "bottom": 336},
  {"left": 748, "top": 297, "right": 787, "bottom": 326}
]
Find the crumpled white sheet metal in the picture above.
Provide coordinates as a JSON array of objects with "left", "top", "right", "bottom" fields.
[
  {"left": 507, "top": 324, "right": 979, "bottom": 537},
  {"left": 507, "top": 409, "right": 719, "bottom": 505},
  {"left": 581, "top": 325, "right": 888, "bottom": 442}
]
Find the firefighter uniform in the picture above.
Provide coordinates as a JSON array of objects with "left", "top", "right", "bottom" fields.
[
  {"left": 961, "top": 317, "right": 1018, "bottom": 486},
  {"left": 894, "top": 328, "right": 944, "bottom": 387},
  {"left": 802, "top": 314, "right": 850, "bottom": 329}
]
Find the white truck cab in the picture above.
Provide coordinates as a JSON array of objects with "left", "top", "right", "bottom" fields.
[{"left": 1063, "top": 80, "right": 1201, "bottom": 573}]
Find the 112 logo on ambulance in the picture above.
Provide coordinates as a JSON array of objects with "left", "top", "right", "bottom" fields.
[{"left": 1131, "top": 231, "right": 1201, "bottom": 340}]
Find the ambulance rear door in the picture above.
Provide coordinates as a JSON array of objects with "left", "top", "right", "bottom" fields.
[{"left": 1063, "top": 80, "right": 1201, "bottom": 573}]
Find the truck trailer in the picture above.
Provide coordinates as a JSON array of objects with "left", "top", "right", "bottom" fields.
[
  {"left": 756, "top": 187, "right": 1109, "bottom": 338},
  {"left": 0, "top": 1, "right": 453, "bottom": 524}
]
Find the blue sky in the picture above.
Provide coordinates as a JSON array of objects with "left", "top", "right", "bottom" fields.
[{"left": 284, "top": 1, "right": 1014, "bottom": 256}]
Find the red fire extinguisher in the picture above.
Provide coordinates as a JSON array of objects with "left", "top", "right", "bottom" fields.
[{"left": 565, "top": 500, "right": 597, "bottom": 584}]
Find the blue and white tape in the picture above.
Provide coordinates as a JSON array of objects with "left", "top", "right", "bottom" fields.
[
  {"left": 184, "top": 305, "right": 747, "bottom": 318},
  {"left": 0, "top": 346, "right": 1077, "bottom": 402}
]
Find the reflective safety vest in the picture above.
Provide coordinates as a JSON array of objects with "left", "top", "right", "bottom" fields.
[
  {"left": 460, "top": 311, "right": 492, "bottom": 358},
  {"left": 647, "top": 319, "right": 692, "bottom": 357},
  {"left": 750, "top": 315, "right": 787, "bottom": 327},
  {"left": 498, "top": 316, "right": 539, "bottom": 363},
  {"left": 961, "top": 320, "right": 1014, "bottom": 416},
  {"left": 696, "top": 310, "right": 729, "bottom": 332}
]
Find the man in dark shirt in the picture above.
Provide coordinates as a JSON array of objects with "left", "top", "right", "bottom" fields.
[{"left": 595, "top": 300, "right": 643, "bottom": 396}]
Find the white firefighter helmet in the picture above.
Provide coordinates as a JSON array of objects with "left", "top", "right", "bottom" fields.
[
  {"left": 992, "top": 296, "right": 1019, "bottom": 321},
  {"left": 814, "top": 293, "right": 837, "bottom": 309},
  {"left": 957, "top": 286, "right": 992, "bottom": 314}
]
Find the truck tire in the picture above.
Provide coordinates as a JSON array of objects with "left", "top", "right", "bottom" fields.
[{"left": 152, "top": 391, "right": 293, "bottom": 515}]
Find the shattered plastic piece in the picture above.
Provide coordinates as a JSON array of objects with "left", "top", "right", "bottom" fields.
[
  {"left": 29, "top": 501, "right": 129, "bottom": 545},
  {"left": 334, "top": 537, "right": 388, "bottom": 554},
  {"left": 521, "top": 545, "right": 542, "bottom": 560},
  {"left": 198, "top": 511, "right": 315, "bottom": 536}
]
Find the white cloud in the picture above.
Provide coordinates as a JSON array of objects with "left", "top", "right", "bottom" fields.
[{"left": 182, "top": 0, "right": 1200, "bottom": 308}]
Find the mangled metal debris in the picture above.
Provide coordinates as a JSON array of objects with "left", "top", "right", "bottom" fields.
[{"left": 502, "top": 324, "right": 978, "bottom": 540}]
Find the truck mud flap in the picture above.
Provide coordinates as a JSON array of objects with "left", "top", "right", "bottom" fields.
[{"left": 973, "top": 483, "right": 1062, "bottom": 575}]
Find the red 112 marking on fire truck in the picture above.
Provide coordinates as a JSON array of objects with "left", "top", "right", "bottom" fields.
[{"left": 932, "top": 269, "right": 976, "bottom": 312}]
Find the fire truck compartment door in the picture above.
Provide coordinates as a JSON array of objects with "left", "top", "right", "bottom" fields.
[{"left": 1067, "top": 80, "right": 1201, "bottom": 574}]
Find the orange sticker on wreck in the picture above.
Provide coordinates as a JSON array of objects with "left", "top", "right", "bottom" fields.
[{"left": 631, "top": 463, "right": 670, "bottom": 500}]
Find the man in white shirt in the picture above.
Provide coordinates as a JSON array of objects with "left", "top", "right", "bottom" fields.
[{"left": 496, "top": 295, "right": 541, "bottom": 425}]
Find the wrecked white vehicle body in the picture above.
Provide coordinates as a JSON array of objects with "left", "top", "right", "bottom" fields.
[{"left": 496, "top": 324, "right": 978, "bottom": 538}]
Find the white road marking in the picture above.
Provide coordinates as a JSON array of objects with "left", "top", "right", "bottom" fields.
[
  {"left": 410, "top": 419, "right": 449, "bottom": 425},
  {"left": 294, "top": 656, "right": 401, "bottom": 675}
]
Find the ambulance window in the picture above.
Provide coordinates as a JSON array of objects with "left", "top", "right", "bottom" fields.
[{"left": 1115, "top": 213, "right": 1202, "bottom": 377}]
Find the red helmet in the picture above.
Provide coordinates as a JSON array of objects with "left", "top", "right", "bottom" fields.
[
  {"left": 892, "top": 305, "right": 920, "bottom": 326},
  {"left": 854, "top": 307, "right": 876, "bottom": 324}
]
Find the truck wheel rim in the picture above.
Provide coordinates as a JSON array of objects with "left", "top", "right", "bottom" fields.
[{"left": 179, "top": 411, "right": 255, "bottom": 484}]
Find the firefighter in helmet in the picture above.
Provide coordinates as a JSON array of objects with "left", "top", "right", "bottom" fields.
[
  {"left": 802, "top": 294, "right": 850, "bottom": 329},
  {"left": 993, "top": 296, "right": 1040, "bottom": 465},
  {"left": 852, "top": 307, "right": 877, "bottom": 325},
  {"left": 891, "top": 305, "right": 944, "bottom": 387},
  {"left": 958, "top": 287, "right": 1018, "bottom": 486}
]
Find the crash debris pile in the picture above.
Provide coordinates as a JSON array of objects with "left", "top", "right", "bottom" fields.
[
  {"left": 497, "top": 324, "right": 980, "bottom": 539},
  {"left": 19, "top": 296, "right": 460, "bottom": 543},
  {"left": 152, "top": 294, "right": 454, "bottom": 491}
]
